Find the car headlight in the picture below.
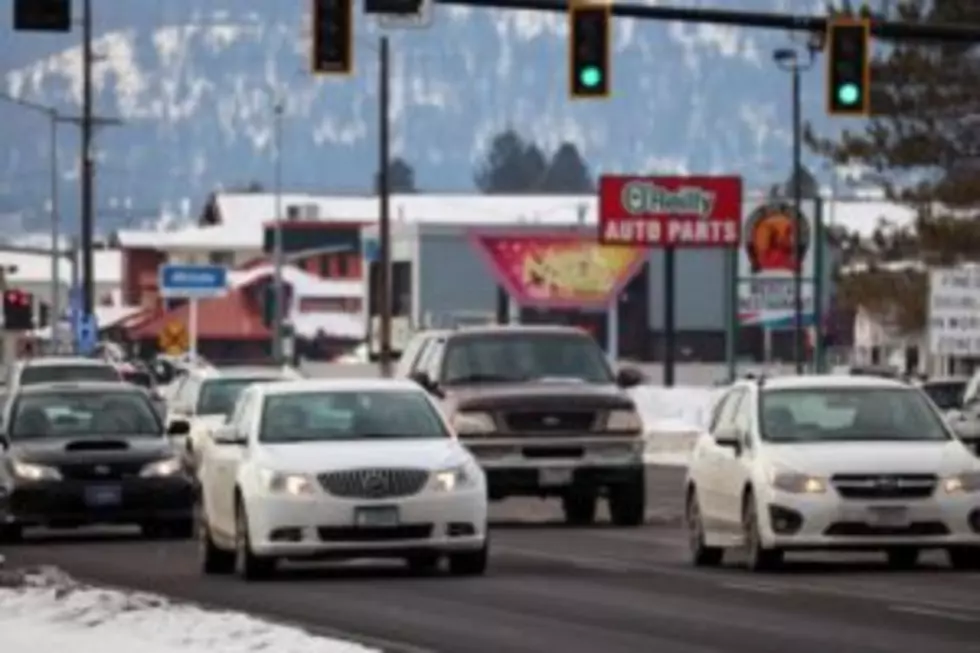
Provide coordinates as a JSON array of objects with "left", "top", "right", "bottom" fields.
[
  {"left": 140, "top": 457, "right": 183, "bottom": 478},
  {"left": 11, "top": 460, "right": 61, "bottom": 481},
  {"left": 943, "top": 472, "right": 980, "bottom": 494},
  {"left": 258, "top": 469, "right": 315, "bottom": 496},
  {"left": 606, "top": 409, "right": 643, "bottom": 432},
  {"left": 451, "top": 411, "right": 495, "bottom": 435},
  {"left": 769, "top": 471, "right": 827, "bottom": 494},
  {"left": 432, "top": 465, "right": 476, "bottom": 492}
]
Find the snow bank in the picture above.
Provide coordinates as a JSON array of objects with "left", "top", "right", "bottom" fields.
[
  {"left": 0, "top": 567, "right": 378, "bottom": 653},
  {"left": 628, "top": 386, "right": 723, "bottom": 467}
]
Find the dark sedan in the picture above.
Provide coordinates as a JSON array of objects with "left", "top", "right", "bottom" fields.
[{"left": 0, "top": 381, "right": 195, "bottom": 542}]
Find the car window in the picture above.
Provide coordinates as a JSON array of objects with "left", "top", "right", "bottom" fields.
[
  {"left": 19, "top": 364, "right": 120, "bottom": 386},
  {"left": 712, "top": 389, "right": 745, "bottom": 432},
  {"left": 9, "top": 390, "right": 162, "bottom": 439},
  {"left": 416, "top": 338, "right": 444, "bottom": 379},
  {"left": 708, "top": 390, "right": 734, "bottom": 432},
  {"left": 197, "top": 377, "right": 279, "bottom": 417},
  {"left": 759, "top": 387, "right": 951, "bottom": 443},
  {"left": 920, "top": 381, "right": 966, "bottom": 411},
  {"left": 395, "top": 335, "right": 430, "bottom": 377},
  {"left": 259, "top": 390, "right": 449, "bottom": 443},
  {"left": 440, "top": 333, "right": 614, "bottom": 385}
]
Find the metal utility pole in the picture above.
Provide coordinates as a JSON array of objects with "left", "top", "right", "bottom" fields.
[
  {"left": 378, "top": 36, "right": 393, "bottom": 377},
  {"left": 272, "top": 100, "right": 285, "bottom": 363},
  {"left": 80, "top": 0, "right": 95, "bottom": 319},
  {"left": 663, "top": 248, "right": 675, "bottom": 387}
]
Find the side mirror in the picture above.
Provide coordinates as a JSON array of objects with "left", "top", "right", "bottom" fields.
[
  {"left": 714, "top": 427, "right": 742, "bottom": 454},
  {"left": 213, "top": 425, "right": 246, "bottom": 446},
  {"left": 410, "top": 371, "right": 442, "bottom": 396},
  {"left": 615, "top": 367, "right": 646, "bottom": 389},
  {"left": 0, "top": 434, "right": 8, "bottom": 451},
  {"left": 167, "top": 419, "right": 191, "bottom": 436}
]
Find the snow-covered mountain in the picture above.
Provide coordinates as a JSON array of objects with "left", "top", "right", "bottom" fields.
[{"left": 0, "top": 0, "right": 854, "bottom": 236}]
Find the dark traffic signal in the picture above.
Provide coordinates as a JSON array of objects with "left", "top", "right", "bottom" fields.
[
  {"left": 827, "top": 18, "right": 871, "bottom": 116},
  {"left": 4, "top": 289, "right": 34, "bottom": 331},
  {"left": 13, "top": 0, "right": 71, "bottom": 32},
  {"left": 311, "top": 0, "right": 354, "bottom": 76},
  {"left": 568, "top": 2, "right": 611, "bottom": 100}
]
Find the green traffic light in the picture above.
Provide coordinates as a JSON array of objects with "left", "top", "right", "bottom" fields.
[
  {"left": 837, "top": 83, "right": 860, "bottom": 105},
  {"left": 579, "top": 66, "right": 602, "bottom": 88}
]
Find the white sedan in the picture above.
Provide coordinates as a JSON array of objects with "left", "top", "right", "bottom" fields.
[
  {"left": 197, "top": 378, "right": 489, "bottom": 580},
  {"left": 684, "top": 374, "right": 980, "bottom": 571}
]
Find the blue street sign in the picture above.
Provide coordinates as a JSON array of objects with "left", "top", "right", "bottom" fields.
[
  {"left": 363, "top": 238, "right": 379, "bottom": 262},
  {"left": 159, "top": 264, "right": 228, "bottom": 299},
  {"left": 74, "top": 312, "right": 98, "bottom": 355}
]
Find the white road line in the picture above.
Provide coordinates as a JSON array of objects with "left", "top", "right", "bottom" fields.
[{"left": 888, "top": 604, "right": 979, "bottom": 623}]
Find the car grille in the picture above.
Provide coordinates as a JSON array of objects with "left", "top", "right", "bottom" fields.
[
  {"left": 824, "top": 521, "right": 949, "bottom": 537},
  {"left": 318, "top": 524, "right": 433, "bottom": 541},
  {"left": 57, "top": 462, "right": 145, "bottom": 481},
  {"left": 831, "top": 474, "right": 937, "bottom": 499},
  {"left": 317, "top": 468, "right": 429, "bottom": 499},
  {"left": 502, "top": 410, "right": 598, "bottom": 432}
]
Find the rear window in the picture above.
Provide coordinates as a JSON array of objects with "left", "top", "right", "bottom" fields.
[
  {"left": 20, "top": 365, "right": 121, "bottom": 386},
  {"left": 921, "top": 381, "right": 965, "bottom": 411},
  {"left": 121, "top": 370, "right": 153, "bottom": 388}
]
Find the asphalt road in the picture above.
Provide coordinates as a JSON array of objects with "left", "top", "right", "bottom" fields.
[{"left": 4, "top": 466, "right": 980, "bottom": 653}]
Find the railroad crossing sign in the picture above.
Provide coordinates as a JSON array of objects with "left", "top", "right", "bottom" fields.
[{"left": 158, "top": 320, "right": 189, "bottom": 355}]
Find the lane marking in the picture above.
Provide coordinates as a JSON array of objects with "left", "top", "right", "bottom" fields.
[{"left": 889, "top": 604, "right": 978, "bottom": 623}]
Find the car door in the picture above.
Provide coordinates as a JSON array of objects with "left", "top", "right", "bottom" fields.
[
  {"left": 697, "top": 388, "right": 745, "bottom": 528},
  {"left": 715, "top": 387, "right": 757, "bottom": 524},
  {"left": 207, "top": 391, "right": 255, "bottom": 536}
]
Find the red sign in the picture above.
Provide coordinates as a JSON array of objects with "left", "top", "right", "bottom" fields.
[
  {"left": 598, "top": 175, "right": 743, "bottom": 247},
  {"left": 470, "top": 232, "right": 646, "bottom": 308}
]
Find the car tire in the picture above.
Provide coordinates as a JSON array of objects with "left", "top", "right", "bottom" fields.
[
  {"left": 608, "top": 472, "right": 646, "bottom": 527},
  {"left": 686, "top": 489, "right": 723, "bottom": 567},
  {"left": 947, "top": 546, "right": 980, "bottom": 570},
  {"left": 886, "top": 548, "right": 920, "bottom": 569},
  {"left": 0, "top": 524, "right": 23, "bottom": 544},
  {"left": 234, "top": 499, "right": 276, "bottom": 581},
  {"left": 200, "top": 520, "right": 235, "bottom": 575},
  {"left": 406, "top": 552, "right": 441, "bottom": 574},
  {"left": 448, "top": 540, "right": 489, "bottom": 576},
  {"left": 562, "top": 489, "right": 598, "bottom": 525},
  {"left": 742, "top": 491, "right": 783, "bottom": 572}
]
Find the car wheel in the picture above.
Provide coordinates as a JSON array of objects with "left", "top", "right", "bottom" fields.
[
  {"left": 406, "top": 552, "right": 441, "bottom": 575},
  {"left": 607, "top": 472, "right": 646, "bottom": 527},
  {"left": 234, "top": 499, "right": 276, "bottom": 581},
  {"left": 200, "top": 516, "right": 235, "bottom": 575},
  {"left": 0, "top": 524, "right": 23, "bottom": 544},
  {"left": 886, "top": 548, "right": 920, "bottom": 569},
  {"left": 947, "top": 546, "right": 980, "bottom": 570},
  {"left": 562, "top": 489, "right": 598, "bottom": 525},
  {"left": 742, "top": 491, "right": 782, "bottom": 572},
  {"left": 686, "top": 489, "right": 723, "bottom": 567},
  {"left": 448, "top": 539, "right": 489, "bottom": 576}
]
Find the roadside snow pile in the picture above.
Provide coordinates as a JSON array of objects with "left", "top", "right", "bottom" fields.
[
  {"left": 629, "top": 386, "right": 723, "bottom": 466},
  {"left": 0, "top": 566, "right": 378, "bottom": 653}
]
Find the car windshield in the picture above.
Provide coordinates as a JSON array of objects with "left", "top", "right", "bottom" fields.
[
  {"left": 920, "top": 381, "right": 965, "bottom": 411},
  {"left": 9, "top": 390, "right": 162, "bottom": 439},
  {"left": 760, "top": 387, "right": 951, "bottom": 443},
  {"left": 197, "top": 377, "right": 279, "bottom": 416},
  {"left": 441, "top": 333, "right": 613, "bottom": 385},
  {"left": 20, "top": 364, "right": 120, "bottom": 386},
  {"left": 259, "top": 390, "right": 449, "bottom": 443}
]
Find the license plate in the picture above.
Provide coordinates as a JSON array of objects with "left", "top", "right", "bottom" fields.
[
  {"left": 84, "top": 484, "right": 121, "bottom": 507},
  {"left": 539, "top": 468, "right": 573, "bottom": 487},
  {"left": 867, "top": 505, "right": 910, "bottom": 527},
  {"left": 354, "top": 506, "right": 400, "bottom": 527}
]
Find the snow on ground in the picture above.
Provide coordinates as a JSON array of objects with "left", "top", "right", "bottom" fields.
[
  {"left": 630, "top": 386, "right": 722, "bottom": 468},
  {"left": 0, "top": 566, "right": 378, "bottom": 653}
]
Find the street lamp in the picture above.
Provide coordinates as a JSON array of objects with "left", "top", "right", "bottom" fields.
[{"left": 773, "top": 37, "right": 820, "bottom": 374}]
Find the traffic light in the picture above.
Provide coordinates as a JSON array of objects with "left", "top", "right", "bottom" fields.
[
  {"left": 568, "top": 2, "right": 611, "bottom": 99},
  {"left": 311, "top": 0, "right": 354, "bottom": 76},
  {"left": 827, "top": 18, "right": 871, "bottom": 116},
  {"left": 13, "top": 0, "right": 71, "bottom": 32},
  {"left": 3, "top": 289, "right": 34, "bottom": 331}
]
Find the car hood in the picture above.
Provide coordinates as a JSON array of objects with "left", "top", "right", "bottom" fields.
[
  {"left": 447, "top": 381, "right": 634, "bottom": 412},
  {"left": 256, "top": 438, "right": 473, "bottom": 473},
  {"left": 9, "top": 436, "right": 175, "bottom": 465},
  {"left": 763, "top": 440, "right": 976, "bottom": 476}
]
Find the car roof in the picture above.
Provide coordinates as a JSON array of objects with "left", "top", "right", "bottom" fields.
[
  {"left": 443, "top": 324, "right": 592, "bottom": 338},
  {"left": 14, "top": 380, "right": 147, "bottom": 396},
  {"left": 19, "top": 356, "right": 115, "bottom": 368},
  {"left": 747, "top": 374, "right": 912, "bottom": 391},
  {"left": 254, "top": 378, "right": 423, "bottom": 397},
  {"left": 187, "top": 365, "right": 299, "bottom": 380}
]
